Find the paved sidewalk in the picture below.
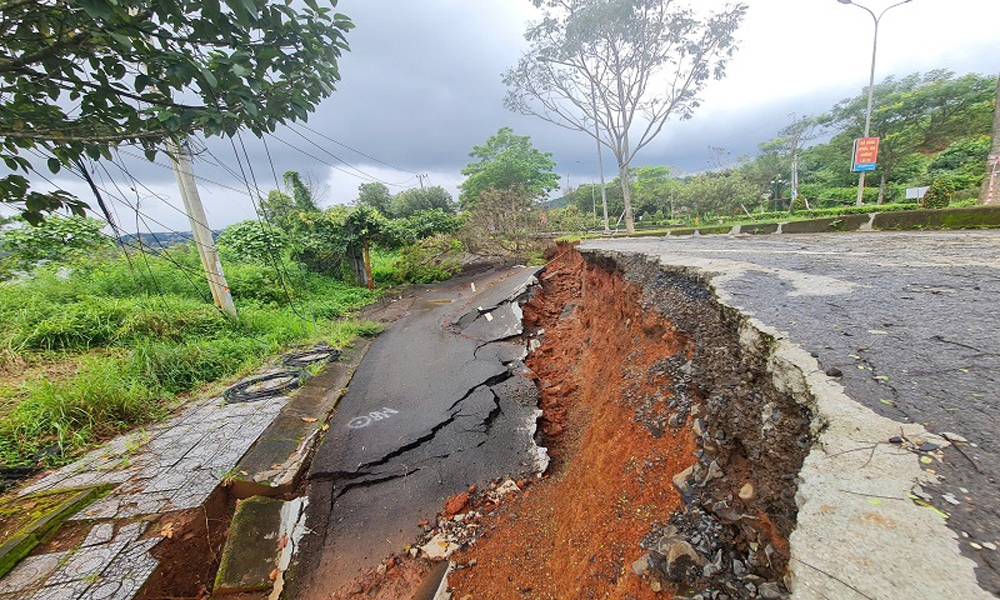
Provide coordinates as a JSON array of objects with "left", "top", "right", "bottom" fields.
[{"left": 1, "top": 391, "right": 289, "bottom": 599}]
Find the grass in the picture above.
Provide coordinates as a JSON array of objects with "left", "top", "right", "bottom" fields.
[{"left": 0, "top": 246, "right": 382, "bottom": 467}]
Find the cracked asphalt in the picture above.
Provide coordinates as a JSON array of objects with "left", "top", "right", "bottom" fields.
[
  {"left": 293, "top": 266, "right": 546, "bottom": 596},
  {"left": 584, "top": 230, "right": 1000, "bottom": 594}
]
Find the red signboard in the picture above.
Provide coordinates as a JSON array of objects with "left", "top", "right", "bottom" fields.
[{"left": 852, "top": 137, "right": 880, "bottom": 172}]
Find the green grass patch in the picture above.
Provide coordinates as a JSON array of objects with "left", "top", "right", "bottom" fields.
[{"left": 0, "top": 248, "right": 382, "bottom": 467}]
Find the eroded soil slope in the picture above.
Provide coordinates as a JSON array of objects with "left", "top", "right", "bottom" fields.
[
  {"left": 449, "top": 246, "right": 810, "bottom": 600},
  {"left": 448, "top": 247, "right": 698, "bottom": 599}
]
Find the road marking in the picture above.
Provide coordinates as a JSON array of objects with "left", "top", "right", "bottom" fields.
[{"left": 347, "top": 407, "right": 400, "bottom": 429}]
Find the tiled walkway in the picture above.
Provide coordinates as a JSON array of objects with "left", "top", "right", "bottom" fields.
[{"left": 2, "top": 393, "right": 289, "bottom": 600}]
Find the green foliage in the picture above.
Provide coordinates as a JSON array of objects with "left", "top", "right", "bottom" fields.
[
  {"left": 216, "top": 220, "right": 288, "bottom": 263},
  {"left": 373, "top": 236, "right": 465, "bottom": 285},
  {"left": 0, "top": 248, "right": 379, "bottom": 466},
  {"left": 356, "top": 182, "right": 393, "bottom": 214},
  {"left": 544, "top": 205, "right": 594, "bottom": 232},
  {"left": 789, "top": 195, "right": 808, "bottom": 213},
  {"left": 1, "top": 1, "right": 353, "bottom": 223},
  {"left": 921, "top": 176, "right": 958, "bottom": 209},
  {"left": 459, "top": 186, "right": 542, "bottom": 255},
  {"left": 389, "top": 186, "right": 455, "bottom": 218},
  {"left": 387, "top": 209, "right": 461, "bottom": 244},
  {"left": 0, "top": 216, "right": 111, "bottom": 274},
  {"left": 678, "top": 171, "right": 758, "bottom": 217},
  {"left": 459, "top": 127, "right": 559, "bottom": 206},
  {"left": 927, "top": 136, "right": 990, "bottom": 179}
]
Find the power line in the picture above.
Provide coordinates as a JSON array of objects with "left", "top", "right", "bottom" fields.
[
  {"left": 282, "top": 126, "right": 416, "bottom": 188},
  {"left": 231, "top": 133, "right": 311, "bottom": 329},
  {"left": 117, "top": 148, "right": 255, "bottom": 197},
  {"left": 291, "top": 122, "right": 419, "bottom": 176},
  {"left": 260, "top": 134, "right": 320, "bottom": 335},
  {"left": 265, "top": 132, "right": 417, "bottom": 189},
  {"left": 23, "top": 158, "right": 217, "bottom": 303}
]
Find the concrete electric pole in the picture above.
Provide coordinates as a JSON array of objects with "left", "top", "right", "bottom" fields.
[{"left": 168, "top": 139, "right": 237, "bottom": 316}]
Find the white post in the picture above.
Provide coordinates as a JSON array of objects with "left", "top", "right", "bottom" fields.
[{"left": 169, "top": 139, "right": 237, "bottom": 316}]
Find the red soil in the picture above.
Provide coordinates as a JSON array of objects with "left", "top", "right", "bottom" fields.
[{"left": 447, "top": 247, "right": 697, "bottom": 599}]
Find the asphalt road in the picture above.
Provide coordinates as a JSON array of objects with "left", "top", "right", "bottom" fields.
[
  {"left": 584, "top": 230, "right": 1000, "bottom": 594},
  {"left": 293, "top": 266, "right": 547, "bottom": 597}
]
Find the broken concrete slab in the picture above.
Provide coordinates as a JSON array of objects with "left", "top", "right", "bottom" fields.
[
  {"left": 229, "top": 339, "right": 374, "bottom": 498},
  {"left": 450, "top": 266, "right": 541, "bottom": 342},
  {"left": 213, "top": 496, "right": 284, "bottom": 595},
  {"left": 0, "top": 486, "right": 107, "bottom": 578}
]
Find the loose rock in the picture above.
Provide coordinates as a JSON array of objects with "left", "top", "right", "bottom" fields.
[
  {"left": 825, "top": 367, "right": 843, "bottom": 378},
  {"left": 445, "top": 492, "right": 470, "bottom": 516}
]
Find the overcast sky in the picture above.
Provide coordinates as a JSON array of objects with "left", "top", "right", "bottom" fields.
[{"left": 38, "top": 0, "right": 1000, "bottom": 233}]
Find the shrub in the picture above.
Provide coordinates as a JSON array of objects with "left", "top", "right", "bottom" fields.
[
  {"left": 922, "top": 176, "right": 958, "bottom": 209},
  {"left": 216, "top": 220, "right": 289, "bottom": 263}
]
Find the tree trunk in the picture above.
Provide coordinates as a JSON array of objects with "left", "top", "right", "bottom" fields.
[
  {"left": 878, "top": 171, "right": 887, "bottom": 205},
  {"left": 362, "top": 238, "right": 374, "bottom": 290},
  {"left": 347, "top": 246, "right": 366, "bottom": 285},
  {"left": 618, "top": 163, "right": 635, "bottom": 234},
  {"left": 980, "top": 72, "right": 1000, "bottom": 205}
]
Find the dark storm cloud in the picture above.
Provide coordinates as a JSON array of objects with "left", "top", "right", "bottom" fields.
[{"left": 21, "top": 0, "right": 999, "bottom": 231}]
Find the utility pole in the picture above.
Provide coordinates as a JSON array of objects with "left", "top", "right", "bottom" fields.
[
  {"left": 416, "top": 174, "right": 428, "bottom": 189},
  {"left": 168, "top": 139, "right": 237, "bottom": 316}
]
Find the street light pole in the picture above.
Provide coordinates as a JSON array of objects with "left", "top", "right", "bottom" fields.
[{"left": 838, "top": 0, "right": 913, "bottom": 206}]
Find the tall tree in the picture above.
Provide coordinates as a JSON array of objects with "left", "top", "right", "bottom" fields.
[
  {"left": 0, "top": 0, "right": 353, "bottom": 224},
  {"left": 982, "top": 73, "right": 1000, "bottom": 205},
  {"left": 390, "top": 186, "right": 455, "bottom": 218},
  {"left": 459, "top": 127, "right": 559, "bottom": 207},
  {"left": 356, "top": 182, "right": 393, "bottom": 214},
  {"left": 504, "top": 0, "right": 746, "bottom": 233}
]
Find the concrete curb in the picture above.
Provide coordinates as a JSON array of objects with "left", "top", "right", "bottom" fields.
[
  {"left": 601, "top": 205, "right": 1000, "bottom": 239},
  {"left": 581, "top": 243, "right": 993, "bottom": 599},
  {"left": 228, "top": 339, "right": 375, "bottom": 499}
]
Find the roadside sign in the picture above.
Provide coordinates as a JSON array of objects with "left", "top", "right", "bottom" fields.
[
  {"left": 852, "top": 137, "right": 880, "bottom": 172},
  {"left": 905, "top": 186, "right": 929, "bottom": 200}
]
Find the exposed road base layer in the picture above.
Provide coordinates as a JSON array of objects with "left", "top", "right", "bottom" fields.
[{"left": 579, "top": 245, "right": 992, "bottom": 599}]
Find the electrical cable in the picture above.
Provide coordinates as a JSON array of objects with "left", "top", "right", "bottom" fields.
[
  {"left": 260, "top": 134, "right": 321, "bottom": 336},
  {"left": 290, "top": 121, "right": 419, "bottom": 176},
  {"left": 230, "top": 134, "right": 311, "bottom": 331},
  {"left": 282, "top": 126, "right": 416, "bottom": 187}
]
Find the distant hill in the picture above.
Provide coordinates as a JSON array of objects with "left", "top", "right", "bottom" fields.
[
  {"left": 539, "top": 195, "right": 571, "bottom": 210},
  {"left": 119, "top": 230, "right": 220, "bottom": 250}
]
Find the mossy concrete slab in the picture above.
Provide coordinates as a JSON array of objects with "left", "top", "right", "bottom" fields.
[
  {"left": 739, "top": 222, "right": 779, "bottom": 235},
  {"left": 213, "top": 496, "right": 283, "bottom": 595},
  {"left": 781, "top": 213, "right": 870, "bottom": 234},
  {"left": 228, "top": 339, "right": 373, "bottom": 498},
  {"left": 873, "top": 205, "right": 1000, "bottom": 231},
  {"left": 0, "top": 486, "right": 106, "bottom": 578}
]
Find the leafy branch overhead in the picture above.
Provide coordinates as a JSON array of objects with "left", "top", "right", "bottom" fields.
[{"left": 0, "top": 0, "right": 353, "bottom": 223}]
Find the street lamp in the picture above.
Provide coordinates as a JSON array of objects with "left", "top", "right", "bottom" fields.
[
  {"left": 771, "top": 178, "right": 786, "bottom": 210},
  {"left": 838, "top": 0, "right": 913, "bottom": 206}
]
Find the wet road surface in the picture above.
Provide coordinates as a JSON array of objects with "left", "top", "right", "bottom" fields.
[{"left": 293, "top": 266, "right": 547, "bottom": 596}]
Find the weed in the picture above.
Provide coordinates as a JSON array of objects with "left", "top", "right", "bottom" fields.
[{"left": 0, "top": 247, "right": 383, "bottom": 467}]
